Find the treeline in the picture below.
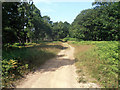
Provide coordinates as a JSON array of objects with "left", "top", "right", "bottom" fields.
[
  {"left": 2, "top": 1, "right": 70, "bottom": 45},
  {"left": 69, "top": 2, "right": 119, "bottom": 41},
  {"left": 2, "top": 1, "right": 119, "bottom": 46}
]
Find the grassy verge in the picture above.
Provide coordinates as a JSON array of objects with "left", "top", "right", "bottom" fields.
[
  {"left": 69, "top": 41, "right": 119, "bottom": 88},
  {"left": 2, "top": 41, "right": 63, "bottom": 88}
]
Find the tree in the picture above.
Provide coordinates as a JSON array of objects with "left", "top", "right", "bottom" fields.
[
  {"left": 70, "top": 2, "right": 119, "bottom": 41},
  {"left": 51, "top": 21, "right": 70, "bottom": 40}
]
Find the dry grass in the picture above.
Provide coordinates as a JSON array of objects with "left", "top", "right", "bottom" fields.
[
  {"left": 70, "top": 43, "right": 100, "bottom": 85},
  {"left": 2, "top": 41, "right": 64, "bottom": 88},
  {"left": 69, "top": 41, "right": 118, "bottom": 88}
]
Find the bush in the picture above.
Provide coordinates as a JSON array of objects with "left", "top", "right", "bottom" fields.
[
  {"left": 2, "top": 42, "right": 62, "bottom": 88},
  {"left": 70, "top": 41, "right": 119, "bottom": 88},
  {"left": 62, "top": 37, "right": 77, "bottom": 42}
]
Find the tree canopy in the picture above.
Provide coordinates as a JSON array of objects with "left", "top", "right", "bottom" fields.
[
  {"left": 2, "top": 1, "right": 119, "bottom": 46},
  {"left": 70, "top": 2, "right": 119, "bottom": 41}
]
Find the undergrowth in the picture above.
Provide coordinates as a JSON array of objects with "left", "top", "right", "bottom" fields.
[
  {"left": 2, "top": 42, "right": 63, "bottom": 88},
  {"left": 70, "top": 41, "right": 119, "bottom": 88}
]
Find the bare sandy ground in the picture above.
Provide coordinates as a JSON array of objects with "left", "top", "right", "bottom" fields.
[{"left": 16, "top": 43, "right": 100, "bottom": 88}]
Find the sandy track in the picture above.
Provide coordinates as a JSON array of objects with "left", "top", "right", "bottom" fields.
[{"left": 17, "top": 43, "right": 99, "bottom": 88}]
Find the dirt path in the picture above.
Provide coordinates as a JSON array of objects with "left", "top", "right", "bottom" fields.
[{"left": 17, "top": 43, "right": 99, "bottom": 88}]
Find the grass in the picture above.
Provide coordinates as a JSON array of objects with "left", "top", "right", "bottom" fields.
[
  {"left": 69, "top": 41, "right": 119, "bottom": 88},
  {"left": 62, "top": 37, "right": 78, "bottom": 42},
  {"left": 2, "top": 41, "right": 64, "bottom": 88}
]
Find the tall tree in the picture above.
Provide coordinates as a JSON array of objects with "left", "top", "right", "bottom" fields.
[{"left": 70, "top": 2, "right": 119, "bottom": 41}]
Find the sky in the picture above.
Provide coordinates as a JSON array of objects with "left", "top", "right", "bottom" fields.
[{"left": 34, "top": 1, "right": 94, "bottom": 24}]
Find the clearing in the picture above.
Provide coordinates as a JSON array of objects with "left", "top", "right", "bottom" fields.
[{"left": 16, "top": 43, "right": 100, "bottom": 88}]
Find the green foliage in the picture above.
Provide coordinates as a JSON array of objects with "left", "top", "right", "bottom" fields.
[
  {"left": 2, "top": 59, "right": 28, "bottom": 88},
  {"left": 71, "top": 41, "right": 119, "bottom": 88},
  {"left": 2, "top": 42, "right": 62, "bottom": 88},
  {"left": 70, "top": 2, "right": 119, "bottom": 41},
  {"left": 2, "top": 2, "right": 70, "bottom": 45},
  {"left": 51, "top": 21, "right": 70, "bottom": 40},
  {"left": 2, "top": 1, "right": 119, "bottom": 88},
  {"left": 2, "top": 2, "right": 53, "bottom": 45},
  {"left": 62, "top": 37, "right": 78, "bottom": 42}
]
